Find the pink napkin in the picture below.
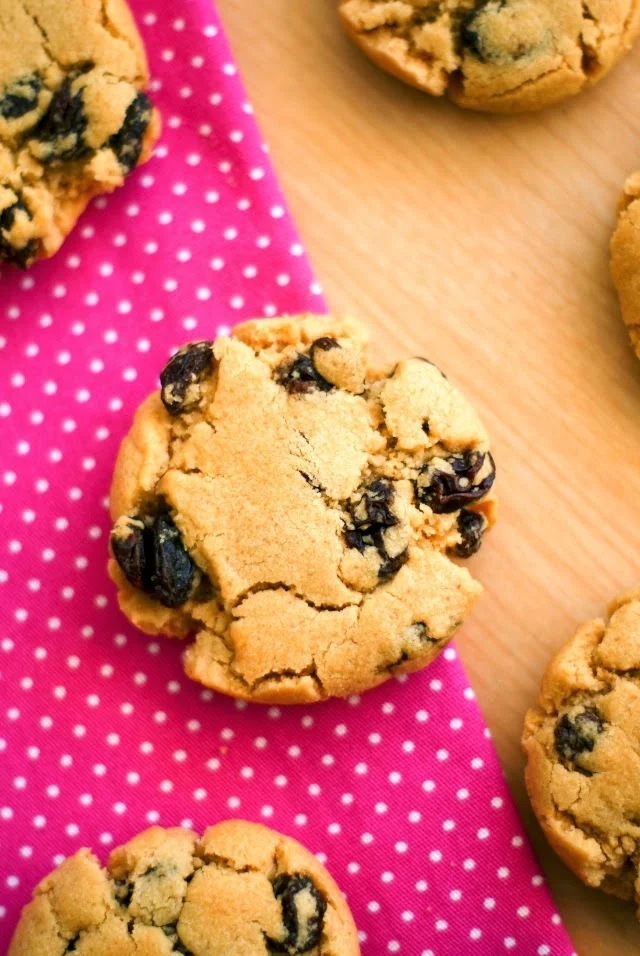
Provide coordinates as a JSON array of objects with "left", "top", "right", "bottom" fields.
[{"left": 0, "top": 2, "right": 576, "bottom": 953}]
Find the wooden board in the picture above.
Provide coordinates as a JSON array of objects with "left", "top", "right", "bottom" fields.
[{"left": 218, "top": 2, "right": 640, "bottom": 951}]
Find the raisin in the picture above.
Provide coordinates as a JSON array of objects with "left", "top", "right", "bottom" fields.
[
  {"left": 378, "top": 547, "right": 409, "bottom": 580},
  {"left": 309, "top": 336, "right": 339, "bottom": 354},
  {"left": 0, "top": 74, "right": 42, "bottom": 119},
  {"left": 345, "top": 480, "right": 407, "bottom": 580},
  {"left": 111, "top": 517, "right": 148, "bottom": 591},
  {"left": 149, "top": 514, "right": 197, "bottom": 608},
  {"left": 555, "top": 709, "right": 603, "bottom": 763},
  {"left": 114, "top": 879, "right": 134, "bottom": 907},
  {"left": 460, "top": 0, "right": 540, "bottom": 64},
  {"left": 454, "top": 509, "right": 487, "bottom": 558},
  {"left": 34, "top": 68, "right": 91, "bottom": 162},
  {"left": 160, "top": 341, "right": 214, "bottom": 416},
  {"left": 270, "top": 874, "right": 326, "bottom": 953},
  {"left": 275, "top": 354, "right": 333, "bottom": 395},
  {"left": 161, "top": 925, "right": 194, "bottom": 955},
  {"left": 415, "top": 451, "right": 495, "bottom": 514},
  {"left": 108, "top": 91, "right": 153, "bottom": 173},
  {"left": 0, "top": 198, "right": 37, "bottom": 268},
  {"left": 63, "top": 937, "right": 80, "bottom": 954},
  {"left": 111, "top": 513, "right": 197, "bottom": 608}
]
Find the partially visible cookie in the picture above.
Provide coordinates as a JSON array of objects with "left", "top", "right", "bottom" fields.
[
  {"left": 108, "top": 314, "right": 497, "bottom": 704},
  {"left": 522, "top": 590, "right": 640, "bottom": 910},
  {"left": 9, "top": 820, "right": 361, "bottom": 955},
  {"left": 611, "top": 170, "right": 640, "bottom": 359},
  {"left": 338, "top": 0, "right": 640, "bottom": 113},
  {"left": 0, "top": 0, "right": 160, "bottom": 268}
]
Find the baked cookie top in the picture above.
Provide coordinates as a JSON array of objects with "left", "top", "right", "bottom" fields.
[
  {"left": 9, "top": 820, "right": 360, "bottom": 956},
  {"left": 109, "top": 314, "right": 496, "bottom": 704},
  {"left": 522, "top": 590, "right": 640, "bottom": 907},
  {"left": 611, "top": 170, "right": 640, "bottom": 360},
  {"left": 338, "top": 0, "right": 640, "bottom": 113},
  {"left": 0, "top": 0, "right": 160, "bottom": 267}
]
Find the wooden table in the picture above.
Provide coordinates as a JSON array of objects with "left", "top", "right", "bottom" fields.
[{"left": 218, "top": 3, "right": 640, "bottom": 951}]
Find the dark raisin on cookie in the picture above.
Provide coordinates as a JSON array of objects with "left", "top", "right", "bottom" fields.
[
  {"left": 63, "top": 937, "right": 80, "bottom": 954},
  {"left": 108, "top": 91, "right": 153, "bottom": 173},
  {"left": 454, "top": 509, "right": 487, "bottom": 558},
  {"left": 161, "top": 924, "right": 194, "bottom": 955},
  {"left": 111, "top": 513, "right": 197, "bottom": 608},
  {"left": 460, "top": 0, "right": 544, "bottom": 64},
  {"left": 270, "top": 874, "right": 327, "bottom": 954},
  {"left": 149, "top": 514, "right": 197, "bottom": 608},
  {"left": 415, "top": 451, "right": 495, "bottom": 514},
  {"left": 555, "top": 709, "right": 604, "bottom": 763},
  {"left": 110, "top": 517, "right": 148, "bottom": 591},
  {"left": 114, "top": 879, "right": 134, "bottom": 907},
  {"left": 378, "top": 547, "right": 409, "bottom": 580},
  {"left": 275, "top": 353, "right": 334, "bottom": 395},
  {"left": 310, "top": 336, "right": 340, "bottom": 354},
  {"left": 33, "top": 68, "right": 92, "bottom": 162},
  {"left": 0, "top": 198, "right": 37, "bottom": 268},
  {"left": 0, "top": 74, "right": 42, "bottom": 120},
  {"left": 345, "top": 480, "right": 408, "bottom": 580},
  {"left": 160, "top": 341, "right": 215, "bottom": 416},
  {"left": 345, "top": 479, "right": 398, "bottom": 554}
]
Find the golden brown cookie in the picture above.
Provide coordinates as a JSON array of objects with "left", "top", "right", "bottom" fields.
[
  {"left": 522, "top": 590, "right": 640, "bottom": 911},
  {"left": 9, "top": 820, "right": 360, "bottom": 955},
  {"left": 611, "top": 170, "right": 640, "bottom": 359},
  {"left": 338, "top": 0, "right": 640, "bottom": 113},
  {"left": 108, "top": 314, "right": 497, "bottom": 704},
  {"left": 0, "top": 0, "right": 160, "bottom": 267}
]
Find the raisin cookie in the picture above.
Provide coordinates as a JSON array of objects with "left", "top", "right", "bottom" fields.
[
  {"left": 9, "top": 820, "right": 360, "bottom": 955},
  {"left": 611, "top": 170, "right": 640, "bottom": 360},
  {"left": 523, "top": 590, "right": 640, "bottom": 912},
  {"left": 108, "top": 314, "right": 496, "bottom": 704},
  {"left": 338, "top": 0, "right": 640, "bottom": 113},
  {"left": 0, "top": 0, "right": 160, "bottom": 268}
]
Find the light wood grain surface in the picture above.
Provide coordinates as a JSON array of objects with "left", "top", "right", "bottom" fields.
[{"left": 218, "top": 2, "right": 640, "bottom": 952}]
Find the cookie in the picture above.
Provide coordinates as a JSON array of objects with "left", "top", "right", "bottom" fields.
[
  {"left": 611, "top": 170, "right": 640, "bottom": 359},
  {"left": 522, "top": 590, "right": 640, "bottom": 911},
  {"left": 338, "top": 0, "right": 640, "bottom": 113},
  {"left": 0, "top": 0, "right": 160, "bottom": 268},
  {"left": 108, "top": 314, "right": 496, "bottom": 704},
  {"left": 9, "top": 820, "right": 360, "bottom": 955}
]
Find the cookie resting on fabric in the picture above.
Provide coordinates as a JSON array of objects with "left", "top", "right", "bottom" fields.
[
  {"left": 611, "top": 170, "right": 640, "bottom": 360},
  {"left": 8, "top": 820, "right": 360, "bottom": 955},
  {"left": 338, "top": 0, "right": 640, "bottom": 113},
  {"left": 523, "top": 590, "right": 640, "bottom": 914},
  {"left": 108, "top": 314, "right": 497, "bottom": 704},
  {"left": 0, "top": 0, "right": 160, "bottom": 268}
]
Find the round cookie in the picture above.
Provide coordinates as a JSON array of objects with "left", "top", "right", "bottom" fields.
[
  {"left": 522, "top": 590, "right": 640, "bottom": 911},
  {"left": 338, "top": 0, "right": 640, "bottom": 113},
  {"left": 0, "top": 0, "right": 160, "bottom": 268},
  {"left": 9, "top": 820, "right": 360, "bottom": 955},
  {"left": 611, "top": 170, "right": 640, "bottom": 359},
  {"left": 108, "top": 314, "right": 497, "bottom": 704}
]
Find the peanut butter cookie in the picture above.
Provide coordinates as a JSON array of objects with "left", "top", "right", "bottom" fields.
[
  {"left": 9, "top": 820, "right": 360, "bottom": 955},
  {"left": 0, "top": 0, "right": 160, "bottom": 267},
  {"left": 108, "top": 315, "right": 497, "bottom": 704},
  {"left": 523, "top": 590, "right": 640, "bottom": 912},
  {"left": 338, "top": 0, "right": 640, "bottom": 113}
]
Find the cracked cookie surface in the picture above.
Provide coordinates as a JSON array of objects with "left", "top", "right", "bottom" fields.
[
  {"left": 611, "top": 170, "right": 640, "bottom": 360},
  {"left": 8, "top": 820, "right": 360, "bottom": 955},
  {"left": 522, "top": 590, "right": 640, "bottom": 912},
  {"left": 108, "top": 314, "right": 497, "bottom": 704},
  {"left": 338, "top": 0, "right": 640, "bottom": 112},
  {"left": 0, "top": 0, "right": 160, "bottom": 267}
]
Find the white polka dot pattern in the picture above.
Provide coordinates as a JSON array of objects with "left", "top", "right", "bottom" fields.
[{"left": 0, "top": 2, "right": 575, "bottom": 954}]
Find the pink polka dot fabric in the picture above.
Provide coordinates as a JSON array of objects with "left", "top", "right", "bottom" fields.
[{"left": 0, "top": 2, "right": 576, "bottom": 953}]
